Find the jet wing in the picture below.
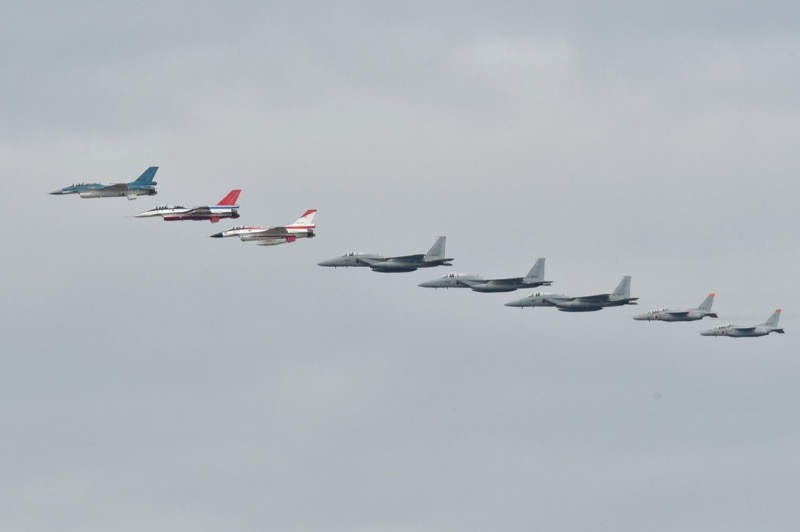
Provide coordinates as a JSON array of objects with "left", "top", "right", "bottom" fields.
[
  {"left": 378, "top": 258, "right": 419, "bottom": 266},
  {"left": 456, "top": 278, "right": 490, "bottom": 288},
  {"left": 385, "top": 254, "right": 425, "bottom": 263},
  {"left": 250, "top": 227, "right": 289, "bottom": 237},
  {"left": 182, "top": 206, "right": 213, "bottom": 216},
  {"left": 573, "top": 294, "right": 611, "bottom": 303},
  {"left": 97, "top": 183, "right": 128, "bottom": 192},
  {"left": 357, "top": 256, "right": 389, "bottom": 266},
  {"left": 730, "top": 326, "right": 757, "bottom": 332},
  {"left": 662, "top": 310, "right": 690, "bottom": 317},
  {"left": 484, "top": 277, "right": 524, "bottom": 286},
  {"left": 542, "top": 295, "right": 571, "bottom": 305}
]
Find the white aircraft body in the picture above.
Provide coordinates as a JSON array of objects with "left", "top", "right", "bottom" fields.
[
  {"left": 633, "top": 293, "right": 718, "bottom": 322},
  {"left": 210, "top": 209, "right": 317, "bottom": 246},
  {"left": 700, "top": 309, "right": 785, "bottom": 337},
  {"left": 134, "top": 190, "right": 240, "bottom": 223},
  {"left": 505, "top": 276, "right": 637, "bottom": 311}
]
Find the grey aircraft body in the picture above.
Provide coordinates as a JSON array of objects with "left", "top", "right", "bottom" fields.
[
  {"left": 633, "top": 293, "right": 718, "bottom": 322},
  {"left": 700, "top": 309, "right": 784, "bottom": 337},
  {"left": 504, "top": 276, "right": 637, "bottom": 312},
  {"left": 418, "top": 258, "right": 551, "bottom": 293},
  {"left": 318, "top": 236, "right": 453, "bottom": 273}
]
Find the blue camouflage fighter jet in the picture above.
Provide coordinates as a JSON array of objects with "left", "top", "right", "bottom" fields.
[{"left": 51, "top": 166, "right": 158, "bottom": 200}]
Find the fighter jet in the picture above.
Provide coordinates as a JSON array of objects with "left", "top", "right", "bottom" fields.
[
  {"left": 418, "top": 258, "right": 551, "bottom": 293},
  {"left": 50, "top": 167, "right": 158, "bottom": 200},
  {"left": 134, "top": 189, "right": 241, "bottom": 223},
  {"left": 318, "top": 236, "right": 453, "bottom": 272},
  {"left": 504, "top": 276, "right": 638, "bottom": 311},
  {"left": 700, "top": 309, "right": 785, "bottom": 338},
  {"left": 633, "top": 293, "right": 718, "bottom": 322},
  {"left": 210, "top": 209, "right": 317, "bottom": 245}
]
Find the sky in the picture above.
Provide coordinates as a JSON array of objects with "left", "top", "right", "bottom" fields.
[{"left": 2, "top": 1, "right": 799, "bottom": 530}]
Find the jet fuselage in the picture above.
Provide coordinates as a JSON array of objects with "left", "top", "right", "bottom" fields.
[
  {"left": 419, "top": 274, "right": 550, "bottom": 292},
  {"left": 699, "top": 309, "right": 784, "bottom": 338},
  {"left": 80, "top": 188, "right": 157, "bottom": 199},
  {"left": 51, "top": 167, "right": 159, "bottom": 200},
  {"left": 633, "top": 309, "right": 717, "bottom": 322},
  {"left": 700, "top": 326, "right": 783, "bottom": 337}
]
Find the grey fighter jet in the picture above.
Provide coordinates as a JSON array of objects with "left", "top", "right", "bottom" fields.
[
  {"left": 418, "top": 258, "right": 551, "bottom": 293},
  {"left": 504, "top": 276, "right": 637, "bottom": 311},
  {"left": 633, "top": 293, "right": 717, "bottom": 322},
  {"left": 700, "top": 309, "right": 784, "bottom": 338},
  {"left": 318, "top": 236, "right": 453, "bottom": 273}
]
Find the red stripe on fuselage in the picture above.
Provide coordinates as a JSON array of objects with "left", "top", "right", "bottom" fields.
[{"left": 164, "top": 214, "right": 237, "bottom": 221}]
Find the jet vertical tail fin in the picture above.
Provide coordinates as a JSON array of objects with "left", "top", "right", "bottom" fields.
[
  {"left": 292, "top": 209, "right": 317, "bottom": 226},
  {"left": 698, "top": 293, "right": 715, "bottom": 311},
  {"left": 612, "top": 276, "right": 631, "bottom": 298},
  {"left": 523, "top": 258, "right": 546, "bottom": 283},
  {"left": 764, "top": 309, "right": 782, "bottom": 327},
  {"left": 133, "top": 166, "right": 158, "bottom": 184},
  {"left": 423, "top": 236, "right": 447, "bottom": 261},
  {"left": 216, "top": 189, "right": 241, "bottom": 206}
]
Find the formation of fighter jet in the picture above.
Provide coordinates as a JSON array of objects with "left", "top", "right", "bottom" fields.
[
  {"left": 134, "top": 189, "right": 241, "bottom": 223},
  {"left": 318, "top": 236, "right": 453, "bottom": 272},
  {"left": 49, "top": 166, "right": 786, "bottom": 338},
  {"left": 418, "top": 258, "right": 551, "bottom": 292},
  {"left": 210, "top": 209, "right": 317, "bottom": 245},
  {"left": 504, "top": 276, "right": 638, "bottom": 311},
  {"left": 633, "top": 293, "right": 718, "bottom": 322},
  {"left": 50, "top": 167, "right": 158, "bottom": 200},
  {"left": 700, "top": 309, "right": 784, "bottom": 338}
]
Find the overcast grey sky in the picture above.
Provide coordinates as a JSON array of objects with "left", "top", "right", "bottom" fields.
[{"left": 3, "top": 2, "right": 799, "bottom": 531}]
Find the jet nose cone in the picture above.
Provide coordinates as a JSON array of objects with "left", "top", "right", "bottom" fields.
[
  {"left": 317, "top": 259, "right": 336, "bottom": 267},
  {"left": 632, "top": 314, "right": 647, "bottom": 321},
  {"left": 504, "top": 299, "right": 525, "bottom": 307},
  {"left": 210, "top": 232, "right": 224, "bottom": 238},
  {"left": 418, "top": 281, "right": 438, "bottom": 288},
  {"left": 50, "top": 189, "right": 64, "bottom": 195},
  {"left": 699, "top": 330, "right": 714, "bottom": 336}
]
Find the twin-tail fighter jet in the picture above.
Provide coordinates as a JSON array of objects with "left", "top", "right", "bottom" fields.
[
  {"left": 633, "top": 293, "right": 718, "bottom": 322},
  {"left": 700, "top": 309, "right": 784, "bottom": 337},
  {"left": 318, "top": 236, "right": 453, "bottom": 272},
  {"left": 135, "top": 189, "right": 241, "bottom": 223},
  {"left": 504, "top": 276, "right": 638, "bottom": 311},
  {"left": 210, "top": 209, "right": 317, "bottom": 246},
  {"left": 418, "top": 258, "right": 551, "bottom": 292},
  {"left": 50, "top": 167, "right": 158, "bottom": 200}
]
